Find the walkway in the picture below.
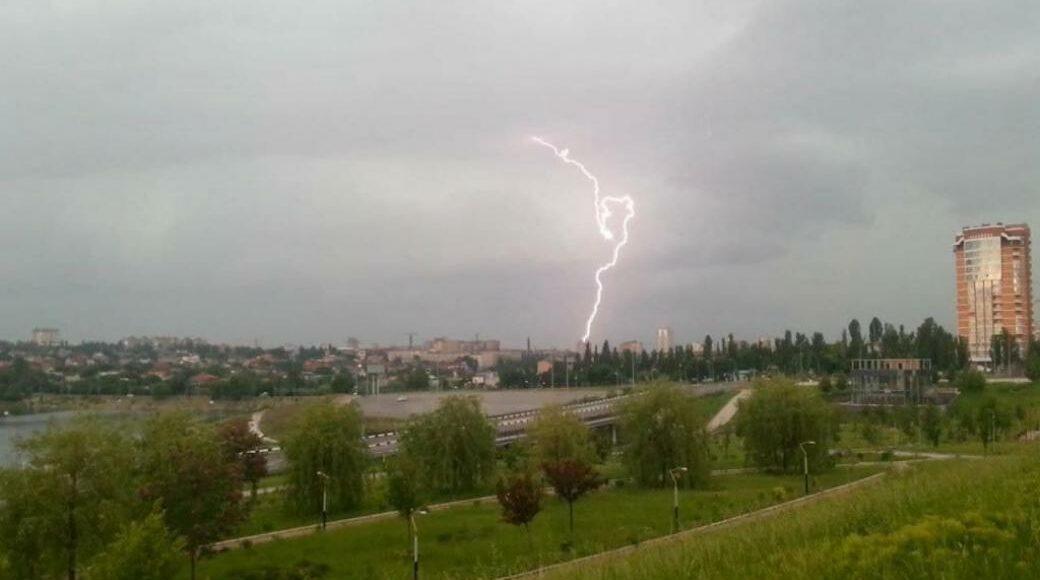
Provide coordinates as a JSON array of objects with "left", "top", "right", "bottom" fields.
[{"left": 707, "top": 389, "right": 751, "bottom": 432}]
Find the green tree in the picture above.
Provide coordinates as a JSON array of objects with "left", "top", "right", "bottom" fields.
[
  {"left": 400, "top": 396, "right": 497, "bottom": 495},
  {"left": 330, "top": 372, "right": 356, "bottom": 393},
  {"left": 138, "top": 413, "right": 246, "bottom": 580},
  {"left": 1026, "top": 341, "right": 1040, "bottom": 382},
  {"left": 84, "top": 509, "right": 184, "bottom": 580},
  {"left": 542, "top": 459, "right": 602, "bottom": 533},
  {"left": 848, "top": 319, "right": 864, "bottom": 359},
  {"left": 0, "top": 419, "right": 136, "bottom": 580},
  {"left": 283, "top": 404, "right": 367, "bottom": 517},
  {"left": 619, "top": 386, "right": 710, "bottom": 488},
  {"left": 735, "top": 379, "right": 838, "bottom": 473},
  {"left": 528, "top": 405, "right": 596, "bottom": 466},
  {"left": 218, "top": 418, "right": 268, "bottom": 500},
  {"left": 921, "top": 405, "right": 943, "bottom": 447},
  {"left": 385, "top": 454, "right": 427, "bottom": 545},
  {"left": 976, "top": 398, "right": 1012, "bottom": 452},
  {"left": 868, "top": 317, "right": 884, "bottom": 352}
]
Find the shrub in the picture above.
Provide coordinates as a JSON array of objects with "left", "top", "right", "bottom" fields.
[{"left": 956, "top": 370, "right": 987, "bottom": 394}]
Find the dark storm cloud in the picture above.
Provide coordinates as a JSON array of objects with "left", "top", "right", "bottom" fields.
[{"left": 1, "top": 0, "right": 1037, "bottom": 347}]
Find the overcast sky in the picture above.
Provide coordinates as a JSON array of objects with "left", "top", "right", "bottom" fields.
[{"left": 3, "top": 0, "right": 1038, "bottom": 348}]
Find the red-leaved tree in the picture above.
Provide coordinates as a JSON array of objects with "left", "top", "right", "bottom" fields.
[
  {"left": 542, "top": 459, "right": 603, "bottom": 533},
  {"left": 496, "top": 470, "right": 543, "bottom": 547}
]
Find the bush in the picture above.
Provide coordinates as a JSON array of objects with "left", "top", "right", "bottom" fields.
[
  {"left": 819, "top": 375, "right": 833, "bottom": 393},
  {"left": 956, "top": 370, "right": 987, "bottom": 394}
]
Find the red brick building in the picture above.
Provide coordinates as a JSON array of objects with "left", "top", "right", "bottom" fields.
[{"left": 953, "top": 223, "right": 1033, "bottom": 363}]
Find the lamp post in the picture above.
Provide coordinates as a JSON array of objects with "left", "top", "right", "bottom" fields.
[
  {"left": 316, "top": 471, "right": 330, "bottom": 530},
  {"left": 669, "top": 466, "right": 688, "bottom": 533},
  {"left": 989, "top": 409, "right": 996, "bottom": 453},
  {"left": 410, "top": 509, "right": 428, "bottom": 580},
  {"left": 799, "top": 441, "right": 816, "bottom": 495}
]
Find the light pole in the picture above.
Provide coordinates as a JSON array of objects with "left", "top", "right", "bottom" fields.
[
  {"left": 410, "top": 509, "right": 428, "bottom": 580},
  {"left": 669, "top": 466, "right": 688, "bottom": 533},
  {"left": 799, "top": 441, "right": 816, "bottom": 495},
  {"left": 316, "top": 471, "right": 330, "bottom": 530},
  {"left": 989, "top": 409, "right": 996, "bottom": 454}
]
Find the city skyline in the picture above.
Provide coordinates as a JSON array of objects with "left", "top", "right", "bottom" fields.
[{"left": 3, "top": 1, "right": 1039, "bottom": 347}]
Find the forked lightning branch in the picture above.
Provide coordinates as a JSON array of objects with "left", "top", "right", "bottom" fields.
[{"left": 532, "top": 137, "right": 636, "bottom": 344}]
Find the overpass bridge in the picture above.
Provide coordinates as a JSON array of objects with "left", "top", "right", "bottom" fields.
[{"left": 259, "top": 382, "right": 746, "bottom": 470}]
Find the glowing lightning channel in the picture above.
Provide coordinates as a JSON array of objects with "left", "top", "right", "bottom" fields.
[{"left": 532, "top": 137, "right": 636, "bottom": 344}]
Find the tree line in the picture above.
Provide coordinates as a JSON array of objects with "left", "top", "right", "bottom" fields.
[
  {"left": 0, "top": 414, "right": 268, "bottom": 580},
  {"left": 496, "top": 316, "right": 974, "bottom": 388}
]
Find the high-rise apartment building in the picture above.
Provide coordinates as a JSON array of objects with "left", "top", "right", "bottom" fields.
[
  {"left": 656, "top": 327, "right": 674, "bottom": 353},
  {"left": 954, "top": 223, "right": 1033, "bottom": 363}
]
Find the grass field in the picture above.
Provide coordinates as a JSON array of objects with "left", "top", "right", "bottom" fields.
[
  {"left": 192, "top": 466, "right": 883, "bottom": 579},
  {"left": 555, "top": 445, "right": 1040, "bottom": 580}
]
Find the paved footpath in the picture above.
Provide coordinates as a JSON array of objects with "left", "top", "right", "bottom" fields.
[{"left": 706, "top": 389, "right": 751, "bottom": 432}]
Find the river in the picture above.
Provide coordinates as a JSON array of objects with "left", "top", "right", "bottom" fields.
[{"left": 0, "top": 411, "right": 80, "bottom": 467}]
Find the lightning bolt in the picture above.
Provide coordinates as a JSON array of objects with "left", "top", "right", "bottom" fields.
[{"left": 532, "top": 137, "right": 635, "bottom": 343}]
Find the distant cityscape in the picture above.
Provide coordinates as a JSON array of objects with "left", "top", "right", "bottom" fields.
[{"left": 3, "top": 223, "right": 1035, "bottom": 401}]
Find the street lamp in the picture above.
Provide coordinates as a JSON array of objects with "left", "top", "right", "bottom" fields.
[
  {"left": 410, "top": 508, "right": 429, "bottom": 580},
  {"left": 669, "top": 467, "right": 688, "bottom": 533},
  {"left": 316, "top": 471, "right": 330, "bottom": 530},
  {"left": 799, "top": 441, "right": 816, "bottom": 495},
  {"left": 988, "top": 409, "right": 996, "bottom": 454}
]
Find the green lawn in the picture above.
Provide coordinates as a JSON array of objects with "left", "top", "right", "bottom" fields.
[
  {"left": 556, "top": 445, "right": 1040, "bottom": 580},
  {"left": 236, "top": 475, "right": 498, "bottom": 538},
  {"left": 193, "top": 466, "right": 883, "bottom": 579}
]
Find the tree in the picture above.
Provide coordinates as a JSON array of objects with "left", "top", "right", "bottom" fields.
[
  {"left": 400, "top": 396, "right": 497, "bottom": 495},
  {"left": 218, "top": 418, "right": 268, "bottom": 500},
  {"left": 528, "top": 405, "right": 596, "bottom": 466},
  {"left": 956, "top": 370, "right": 987, "bottom": 394},
  {"left": 0, "top": 419, "right": 136, "bottom": 580},
  {"left": 138, "top": 413, "right": 246, "bottom": 580},
  {"left": 868, "top": 317, "right": 884, "bottom": 352},
  {"left": 976, "top": 398, "right": 1011, "bottom": 451},
  {"left": 330, "top": 372, "right": 356, "bottom": 393},
  {"left": 84, "top": 509, "right": 185, "bottom": 580},
  {"left": 619, "top": 386, "right": 710, "bottom": 488},
  {"left": 495, "top": 470, "right": 543, "bottom": 546},
  {"left": 848, "top": 319, "right": 864, "bottom": 359},
  {"left": 542, "top": 459, "right": 602, "bottom": 533},
  {"left": 283, "top": 404, "right": 367, "bottom": 517},
  {"left": 735, "top": 379, "right": 838, "bottom": 473},
  {"left": 385, "top": 454, "right": 427, "bottom": 544},
  {"left": 921, "top": 405, "right": 943, "bottom": 447},
  {"left": 1026, "top": 341, "right": 1040, "bottom": 383}
]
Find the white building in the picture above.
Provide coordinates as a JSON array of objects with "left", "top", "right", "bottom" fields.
[
  {"left": 31, "top": 328, "right": 60, "bottom": 347},
  {"left": 656, "top": 327, "right": 674, "bottom": 353}
]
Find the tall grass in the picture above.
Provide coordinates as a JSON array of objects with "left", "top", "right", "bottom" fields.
[{"left": 558, "top": 447, "right": 1040, "bottom": 580}]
